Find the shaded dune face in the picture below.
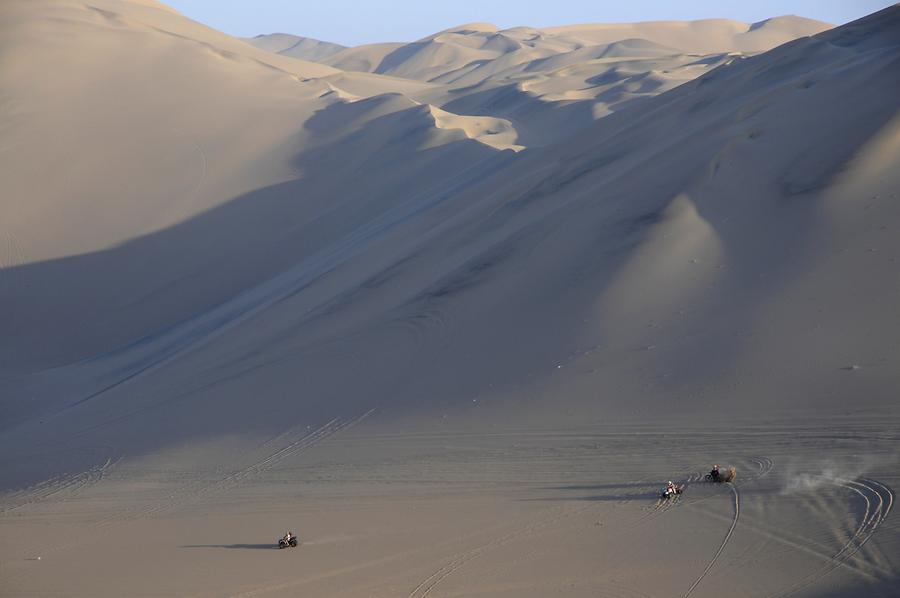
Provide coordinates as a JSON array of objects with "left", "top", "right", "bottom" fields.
[{"left": 2, "top": 0, "right": 898, "bottom": 434}]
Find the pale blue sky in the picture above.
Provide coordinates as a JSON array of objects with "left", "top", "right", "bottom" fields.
[{"left": 165, "top": 1, "right": 895, "bottom": 46}]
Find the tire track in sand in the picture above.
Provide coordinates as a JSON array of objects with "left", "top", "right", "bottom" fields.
[
  {"left": 678, "top": 457, "right": 773, "bottom": 596},
  {"left": 123, "top": 410, "right": 375, "bottom": 522},
  {"left": 230, "top": 503, "right": 590, "bottom": 598},
  {"left": 772, "top": 477, "right": 894, "bottom": 597},
  {"left": 682, "top": 482, "right": 740, "bottom": 598},
  {"left": 206, "top": 409, "right": 375, "bottom": 494},
  {"left": 656, "top": 457, "right": 775, "bottom": 598},
  {"left": 408, "top": 466, "right": 724, "bottom": 598},
  {"left": 0, "top": 456, "right": 119, "bottom": 516},
  {"left": 680, "top": 456, "right": 771, "bottom": 512},
  {"left": 407, "top": 503, "right": 592, "bottom": 598},
  {"left": 3, "top": 416, "right": 368, "bottom": 575}
]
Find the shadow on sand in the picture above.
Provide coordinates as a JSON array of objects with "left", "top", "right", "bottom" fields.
[
  {"left": 521, "top": 492, "right": 657, "bottom": 503},
  {"left": 181, "top": 543, "right": 278, "bottom": 550},
  {"left": 519, "top": 480, "right": 666, "bottom": 502}
]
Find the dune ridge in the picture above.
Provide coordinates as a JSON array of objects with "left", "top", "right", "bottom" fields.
[
  {"left": 246, "top": 14, "right": 833, "bottom": 147},
  {"left": 246, "top": 33, "right": 347, "bottom": 61}
]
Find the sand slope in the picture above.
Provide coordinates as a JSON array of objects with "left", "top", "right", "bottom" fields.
[
  {"left": 1, "top": 2, "right": 898, "bottom": 597},
  {"left": 314, "top": 17, "right": 831, "bottom": 81},
  {"left": 546, "top": 16, "right": 832, "bottom": 53},
  {"left": 0, "top": 0, "right": 522, "bottom": 372},
  {"left": 246, "top": 33, "right": 347, "bottom": 61},
  {"left": 297, "top": 16, "right": 834, "bottom": 147}
]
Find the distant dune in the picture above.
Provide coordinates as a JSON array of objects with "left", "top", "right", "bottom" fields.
[
  {"left": 545, "top": 16, "right": 832, "bottom": 53},
  {"left": 1, "top": 2, "right": 898, "bottom": 597},
  {"left": 246, "top": 33, "right": 347, "bottom": 61},
  {"left": 284, "top": 16, "right": 835, "bottom": 146}
]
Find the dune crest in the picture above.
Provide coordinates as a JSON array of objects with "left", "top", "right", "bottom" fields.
[
  {"left": 241, "top": 15, "right": 833, "bottom": 148},
  {"left": 427, "top": 105, "right": 523, "bottom": 151}
]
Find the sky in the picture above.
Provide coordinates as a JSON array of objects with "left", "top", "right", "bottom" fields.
[{"left": 164, "top": 0, "right": 896, "bottom": 46}]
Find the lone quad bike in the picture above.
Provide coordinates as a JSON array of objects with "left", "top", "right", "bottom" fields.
[
  {"left": 705, "top": 467, "right": 737, "bottom": 483},
  {"left": 278, "top": 536, "right": 299, "bottom": 549}
]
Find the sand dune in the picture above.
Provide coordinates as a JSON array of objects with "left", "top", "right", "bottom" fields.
[
  {"left": 0, "top": 0, "right": 519, "bottom": 370},
  {"left": 276, "top": 15, "right": 831, "bottom": 149},
  {"left": 246, "top": 33, "right": 347, "bottom": 62},
  {"left": 323, "top": 42, "right": 407, "bottom": 73},
  {"left": 1, "top": 2, "right": 898, "bottom": 597},
  {"left": 546, "top": 16, "right": 833, "bottom": 53},
  {"left": 312, "top": 17, "right": 830, "bottom": 81},
  {"left": 427, "top": 105, "right": 523, "bottom": 151}
]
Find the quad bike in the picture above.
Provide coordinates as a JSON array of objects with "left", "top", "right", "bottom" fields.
[
  {"left": 278, "top": 535, "right": 299, "bottom": 549},
  {"left": 705, "top": 467, "right": 736, "bottom": 483},
  {"left": 660, "top": 484, "right": 684, "bottom": 499}
]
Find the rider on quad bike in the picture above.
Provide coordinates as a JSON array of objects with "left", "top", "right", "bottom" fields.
[
  {"left": 662, "top": 480, "right": 680, "bottom": 498},
  {"left": 706, "top": 464, "right": 737, "bottom": 483},
  {"left": 279, "top": 531, "right": 297, "bottom": 549}
]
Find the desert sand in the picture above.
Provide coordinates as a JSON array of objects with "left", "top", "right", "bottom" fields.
[{"left": 1, "top": 1, "right": 899, "bottom": 596}]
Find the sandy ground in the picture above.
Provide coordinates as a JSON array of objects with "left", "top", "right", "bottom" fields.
[
  {"left": 2, "top": 1, "right": 899, "bottom": 596},
  {"left": 2, "top": 415, "right": 898, "bottom": 597}
]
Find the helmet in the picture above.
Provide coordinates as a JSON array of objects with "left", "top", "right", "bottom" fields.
[{"left": 668, "top": 481, "right": 673, "bottom": 485}]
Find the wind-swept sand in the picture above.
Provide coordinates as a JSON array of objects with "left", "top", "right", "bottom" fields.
[
  {"left": 1, "top": 1, "right": 899, "bottom": 596},
  {"left": 250, "top": 15, "right": 834, "bottom": 146},
  {"left": 246, "top": 33, "right": 346, "bottom": 62}
]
